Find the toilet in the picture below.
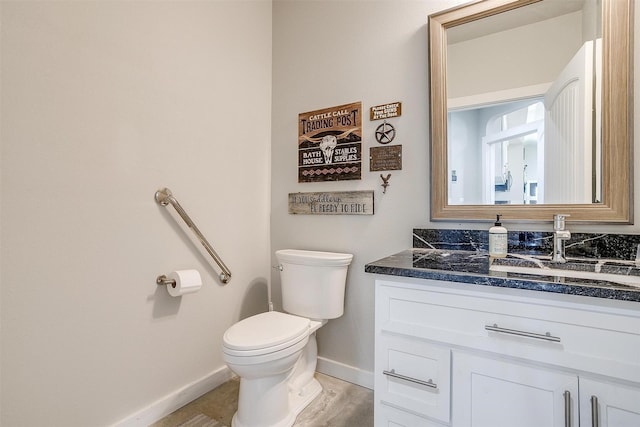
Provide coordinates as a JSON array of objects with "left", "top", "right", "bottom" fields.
[{"left": 222, "top": 249, "right": 353, "bottom": 427}]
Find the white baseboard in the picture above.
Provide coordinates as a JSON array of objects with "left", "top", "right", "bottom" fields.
[
  {"left": 111, "top": 365, "right": 235, "bottom": 427},
  {"left": 316, "top": 356, "right": 374, "bottom": 390},
  {"left": 112, "top": 358, "right": 371, "bottom": 426}
]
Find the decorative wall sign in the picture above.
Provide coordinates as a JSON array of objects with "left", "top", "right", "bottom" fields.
[
  {"left": 374, "top": 121, "right": 396, "bottom": 144},
  {"left": 288, "top": 191, "right": 374, "bottom": 215},
  {"left": 298, "top": 102, "right": 362, "bottom": 183},
  {"left": 370, "top": 145, "right": 402, "bottom": 171},
  {"left": 370, "top": 102, "right": 402, "bottom": 121}
]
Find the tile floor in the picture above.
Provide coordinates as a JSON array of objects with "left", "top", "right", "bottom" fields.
[{"left": 152, "top": 373, "right": 374, "bottom": 427}]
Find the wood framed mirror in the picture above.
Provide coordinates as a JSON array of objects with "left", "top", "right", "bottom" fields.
[{"left": 429, "top": 0, "right": 633, "bottom": 222}]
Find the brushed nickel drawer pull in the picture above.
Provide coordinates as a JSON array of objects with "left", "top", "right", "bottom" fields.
[
  {"left": 485, "top": 323, "right": 561, "bottom": 342},
  {"left": 382, "top": 369, "right": 438, "bottom": 389}
]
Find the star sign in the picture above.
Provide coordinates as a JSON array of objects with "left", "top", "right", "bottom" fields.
[{"left": 375, "top": 121, "right": 396, "bottom": 144}]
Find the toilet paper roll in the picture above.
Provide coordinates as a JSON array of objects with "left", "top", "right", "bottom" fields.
[{"left": 166, "top": 269, "right": 202, "bottom": 297}]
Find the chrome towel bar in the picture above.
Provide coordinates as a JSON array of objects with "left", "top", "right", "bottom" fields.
[{"left": 155, "top": 187, "right": 232, "bottom": 284}]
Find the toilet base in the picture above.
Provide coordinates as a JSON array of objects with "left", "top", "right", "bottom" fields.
[
  {"left": 230, "top": 376, "right": 322, "bottom": 427},
  {"left": 227, "top": 325, "right": 325, "bottom": 427},
  {"left": 289, "top": 376, "right": 322, "bottom": 420}
]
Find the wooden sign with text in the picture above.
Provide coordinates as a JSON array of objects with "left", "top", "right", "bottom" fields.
[
  {"left": 370, "top": 102, "right": 402, "bottom": 121},
  {"left": 288, "top": 191, "right": 374, "bottom": 215}
]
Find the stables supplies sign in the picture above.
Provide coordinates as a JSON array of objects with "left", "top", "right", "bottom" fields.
[{"left": 298, "top": 102, "right": 362, "bottom": 182}]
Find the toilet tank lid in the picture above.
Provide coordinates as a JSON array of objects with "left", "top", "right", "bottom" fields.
[
  {"left": 223, "top": 311, "right": 310, "bottom": 351},
  {"left": 276, "top": 249, "right": 353, "bottom": 266}
]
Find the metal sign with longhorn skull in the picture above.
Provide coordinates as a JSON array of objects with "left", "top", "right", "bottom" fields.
[{"left": 298, "top": 102, "right": 362, "bottom": 182}]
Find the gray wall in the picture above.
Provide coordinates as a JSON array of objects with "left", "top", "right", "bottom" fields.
[
  {"left": 1, "top": 2, "right": 272, "bottom": 425},
  {"left": 271, "top": 0, "right": 467, "bottom": 384}
]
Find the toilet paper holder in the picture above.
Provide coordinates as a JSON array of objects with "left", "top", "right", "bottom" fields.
[
  {"left": 156, "top": 270, "right": 202, "bottom": 297},
  {"left": 156, "top": 274, "right": 176, "bottom": 288}
]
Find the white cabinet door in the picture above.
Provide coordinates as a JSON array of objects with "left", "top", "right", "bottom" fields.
[
  {"left": 452, "top": 351, "right": 579, "bottom": 427},
  {"left": 579, "top": 378, "right": 640, "bottom": 427}
]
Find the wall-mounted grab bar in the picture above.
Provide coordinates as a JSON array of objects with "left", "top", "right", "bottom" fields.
[{"left": 155, "top": 187, "right": 232, "bottom": 284}]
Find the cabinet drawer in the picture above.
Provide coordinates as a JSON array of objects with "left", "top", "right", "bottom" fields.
[
  {"left": 376, "top": 404, "right": 448, "bottom": 427},
  {"left": 376, "top": 280, "right": 640, "bottom": 379},
  {"left": 375, "top": 335, "right": 450, "bottom": 423}
]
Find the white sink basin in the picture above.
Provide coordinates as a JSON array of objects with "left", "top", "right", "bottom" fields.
[{"left": 489, "top": 264, "right": 640, "bottom": 288}]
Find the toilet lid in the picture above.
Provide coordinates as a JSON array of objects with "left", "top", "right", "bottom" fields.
[{"left": 223, "top": 311, "right": 310, "bottom": 351}]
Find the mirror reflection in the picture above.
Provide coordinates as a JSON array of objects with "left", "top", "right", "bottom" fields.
[{"left": 446, "top": 0, "right": 602, "bottom": 206}]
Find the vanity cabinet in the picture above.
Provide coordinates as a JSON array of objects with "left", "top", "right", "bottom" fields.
[{"left": 374, "top": 278, "right": 640, "bottom": 427}]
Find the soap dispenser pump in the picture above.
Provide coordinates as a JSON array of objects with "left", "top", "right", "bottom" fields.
[{"left": 489, "top": 214, "right": 508, "bottom": 258}]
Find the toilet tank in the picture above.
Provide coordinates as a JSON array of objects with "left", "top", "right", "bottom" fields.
[{"left": 276, "top": 249, "right": 353, "bottom": 320}]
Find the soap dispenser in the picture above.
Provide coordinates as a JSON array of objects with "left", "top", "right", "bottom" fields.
[{"left": 489, "top": 214, "right": 508, "bottom": 258}]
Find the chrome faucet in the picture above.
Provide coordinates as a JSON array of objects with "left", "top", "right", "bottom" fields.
[{"left": 551, "top": 214, "right": 571, "bottom": 263}]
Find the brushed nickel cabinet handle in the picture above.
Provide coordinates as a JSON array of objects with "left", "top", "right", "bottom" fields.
[
  {"left": 591, "top": 395, "right": 600, "bottom": 427},
  {"left": 485, "top": 323, "right": 561, "bottom": 343},
  {"left": 564, "top": 390, "right": 572, "bottom": 427},
  {"left": 382, "top": 369, "right": 438, "bottom": 389}
]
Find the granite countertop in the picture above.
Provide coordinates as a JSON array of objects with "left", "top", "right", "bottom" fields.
[{"left": 365, "top": 249, "right": 640, "bottom": 302}]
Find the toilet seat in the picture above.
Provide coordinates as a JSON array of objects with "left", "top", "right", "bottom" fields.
[{"left": 223, "top": 311, "right": 310, "bottom": 358}]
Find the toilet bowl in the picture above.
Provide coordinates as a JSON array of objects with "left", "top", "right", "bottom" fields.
[
  {"left": 222, "top": 249, "right": 353, "bottom": 427},
  {"left": 223, "top": 311, "right": 313, "bottom": 427},
  {"left": 223, "top": 311, "right": 310, "bottom": 370},
  {"left": 223, "top": 311, "right": 326, "bottom": 427}
]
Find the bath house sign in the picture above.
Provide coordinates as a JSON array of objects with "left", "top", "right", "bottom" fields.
[{"left": 298, "top": 102, "right": 362, "bottom": 182}]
